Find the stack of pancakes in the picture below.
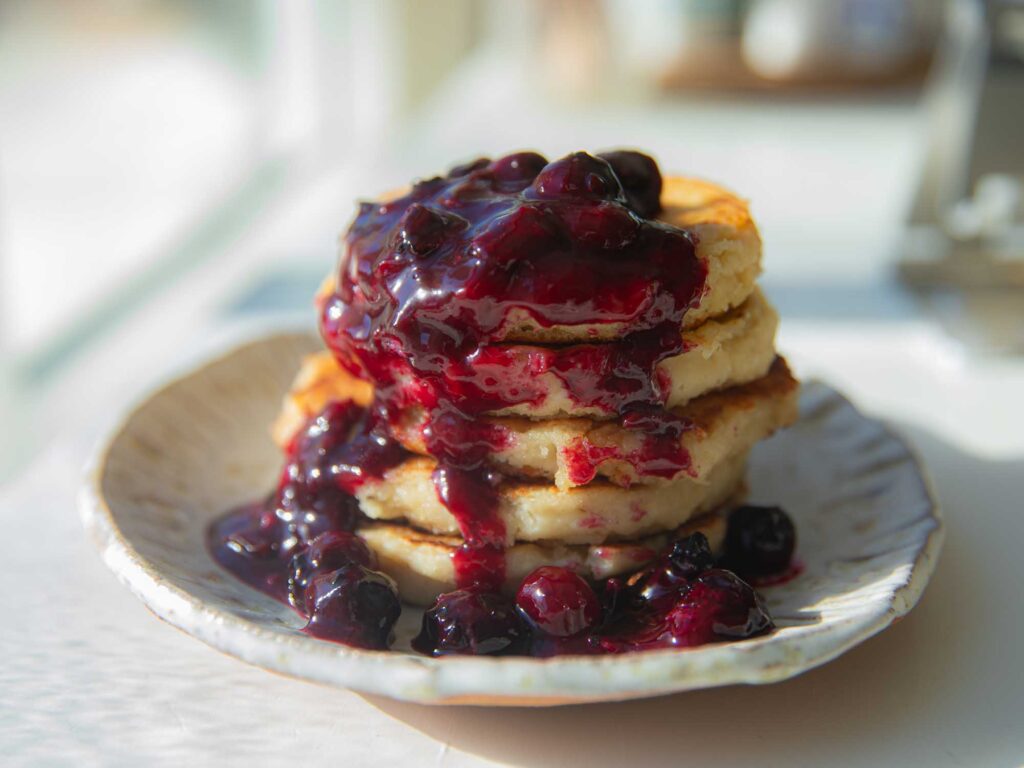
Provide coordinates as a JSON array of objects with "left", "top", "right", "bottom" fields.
[{"left": 274, "top": 176, "right": 798, "bottom": 606}]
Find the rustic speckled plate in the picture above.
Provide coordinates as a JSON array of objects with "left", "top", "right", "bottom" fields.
[{"left": 80, "top": 332, "right": 943, "bottom": 706}]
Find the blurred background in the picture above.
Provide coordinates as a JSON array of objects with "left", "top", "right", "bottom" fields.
[{"left": 1, "top": 0, "right": 1023, "bottom": 481}]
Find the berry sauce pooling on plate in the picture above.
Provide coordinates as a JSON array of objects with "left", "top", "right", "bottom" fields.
[
  {"left": 319, "top": 150, "right": 705, "bottom": 588},
  {"left": 206, "top": 400, "right": 409, "bottom": 639},
  {"left": 411, "top": 536, "right": 776, "bottom": 657}
]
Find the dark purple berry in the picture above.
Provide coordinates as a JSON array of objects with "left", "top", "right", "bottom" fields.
[
  {"left": 438, "top": 176, "right": 496, "bottom": 207},
  {"left": 412, "top": 589, "right": 528, "bottom": 656},
  {"left": 409, "top": 175, "right": 447, "bottom": 198},
  {"left": 396, "top": 203, "right": 465, "bottom": 256},
  {"left": 303, "top": 565, "right": 401, "bottom": 649},
  {"left": 724, "top": 505, "right": 796, "bottom": 578},
  {"left": 662, "top": 569, "right": 773, "bottom": 645},
  {"left": 619, "top": 568, "right": 773, "bottom": 650},
  {"left": 529, "top": 152, "right": 624, "bottom": 201},
  {"left": 515, "top": 566, "right": 601, "bottom": 637},
  {"left": 635, "top": 532, "right": 714, "bottom": 611},
  {"left": 490, "top": 152, "right": 548, "bottom": 184},
  {"left": 667, "top": 531, "right": 715, "bottom": 579},
  {"left": 598, "top": 150, "right": 662, "bottom": 217},
  {"left": 287, "top": 531, "right": 377, "bottom": 612}
]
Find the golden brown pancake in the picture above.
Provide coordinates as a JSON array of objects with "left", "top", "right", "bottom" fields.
[
  {"left": 354, "top": 447, "right": 748, "bottom": 546},
  {"left": 357, "top": 509, "right": 730, "bottom": 606},
  {"left": 391, "top": 357, "right": 798, "bottom": 488},
  {"left": 274, "top": 290, "right": 781, "bottom": 446}
]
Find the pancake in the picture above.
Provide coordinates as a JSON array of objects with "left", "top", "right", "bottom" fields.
[
  {"left": 318, "top": 175, "right": 762, "bottom": 344},
  {"left": 406, "top": 287, "right": 779, "bottom": 422},
  {"left": 392, "top": 357, "right": 798, "bottom": 489},
  {"left": 274, "top": 290, "right": 780, "bottom": 448},
  {"left": 271, "top": 350, "right": 373, "bottom": 449},
  {"left": 357, "top": 510, "right": 729, "bottom": 606},
  {"left": 355, "top": 447, "right": 748, "bottom": 546},
  {"left": 498, "top": 175, "right": 763, "bottom": 340}
]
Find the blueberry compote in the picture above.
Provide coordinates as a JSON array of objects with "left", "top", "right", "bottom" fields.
[
  {"left": 319, "top": 149, "right": 705, "bottom": 587},
  {"left": 208, "top": 400, "right": 406, "bottom": 648},
  {"left": 412, "top": 533, "right": 775, "bottom": 657},
  {"left": 208, "top": 150, "right": 791, "bottom": 655}
]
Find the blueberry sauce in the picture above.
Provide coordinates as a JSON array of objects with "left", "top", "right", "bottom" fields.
[
  {"left": 432, "top": 464, "right": 507, "bottom": 592},
  {"left": 597, "top": 568, "right": 774, "bottom": 652},
  {"left": 319, "top": 150, "right": 704, "bottom": 588},
  {"left": 412, "top": 534, "right": 776, "bottom": 657},
  {"left": 207, "top": 150, "right": 793, "bottom": 655},
  {"left": 209, "top": 421, "right": 792, "bottom": 654},
  {"left": 287, "top": 530, "right": 377, "bottom": 612},
  {"left": 206, "top": 400, "right": 408, "bottom": 644},
  {"left": 209, "top": 501, "right": 292, "bottom": 603},
  {"left": 564, "top": 405, "right": 695, "bottom": 486}
]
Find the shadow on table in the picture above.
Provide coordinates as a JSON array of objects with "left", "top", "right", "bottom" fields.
[{"left": 365, "top": 424, "right": 1024, "bottom": 767}]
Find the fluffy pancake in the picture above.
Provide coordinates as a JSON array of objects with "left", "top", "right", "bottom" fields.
[
  {"left": 393, "top": 357, "right": 798, "bottom": 489},
  {"left": 318, "top": 175, "right": 762, "bottom": 344},
  {"left": 355, "top": 447, "right": 748, "bottom": 546},
  {"left": 274, "top": 290, "right": 780, "bottom": 449},
  {"left": 357, "top": 510, "right": 729, "bottom": 606}
]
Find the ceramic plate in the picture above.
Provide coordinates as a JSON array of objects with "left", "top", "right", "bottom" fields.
[{"left": 80, "top": 332, "right": 943, "bottom": 706}]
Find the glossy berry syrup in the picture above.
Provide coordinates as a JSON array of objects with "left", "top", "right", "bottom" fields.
[
  {"left": 207, "top": 401, "right": 407, "bottom": 647},
  {"left": 319, "top": 150, "right": 705, "bottom": 588},
  {"left": 413, "top": 533, "right": 777, "bottom": 657},
  {"left": 207, "top": 151, "right": 793, "bottom": 655},
  {"left": 208, "top": 406, "right": 793, "bottom": 654}
]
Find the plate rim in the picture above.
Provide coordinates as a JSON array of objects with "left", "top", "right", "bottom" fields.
[{"left": 79, "top": 332, "right": 945, "bottom": 706}]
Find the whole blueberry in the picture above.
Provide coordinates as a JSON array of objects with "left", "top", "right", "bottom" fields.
[
  {"left": 303, "top": 565, "right": 401, "bottom": 650},
  {"left": 598, "top": 150, "right": 662, "bottom": 218},
  {"left": 490, "top": 151, "right": 548, "bottom": 184},
  {"left": 396, "top": 203, "right": 465, "bottom": 256},
  {"left": 470, "top": 204, "right": 565, "bottom": 264},
  {"left": 515, "top": 566, "right": 601, "bottom": 638},
  {"left": 667, "top": 531, "right": 715, "bottom": 579},
  {"left": 448, "top": 157, "right": 490, "bottom": 177},
  {"left": 288, "top": 531, "right": 377, "bottom": 613},
  {"left": 413, "top": 589, "right": 528, "bottom": 656},
  {"left": 635, "top": 532, "right": 714, "bottom": 611},
  {"left": 529, "top": 152, "right": 625, "bottom": 202},
  {"left": 656, "top": 568, "right": 774, "bottom": 646},
  {"left": 724, "top": 505, "right": 796, "bottom": 578}
]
